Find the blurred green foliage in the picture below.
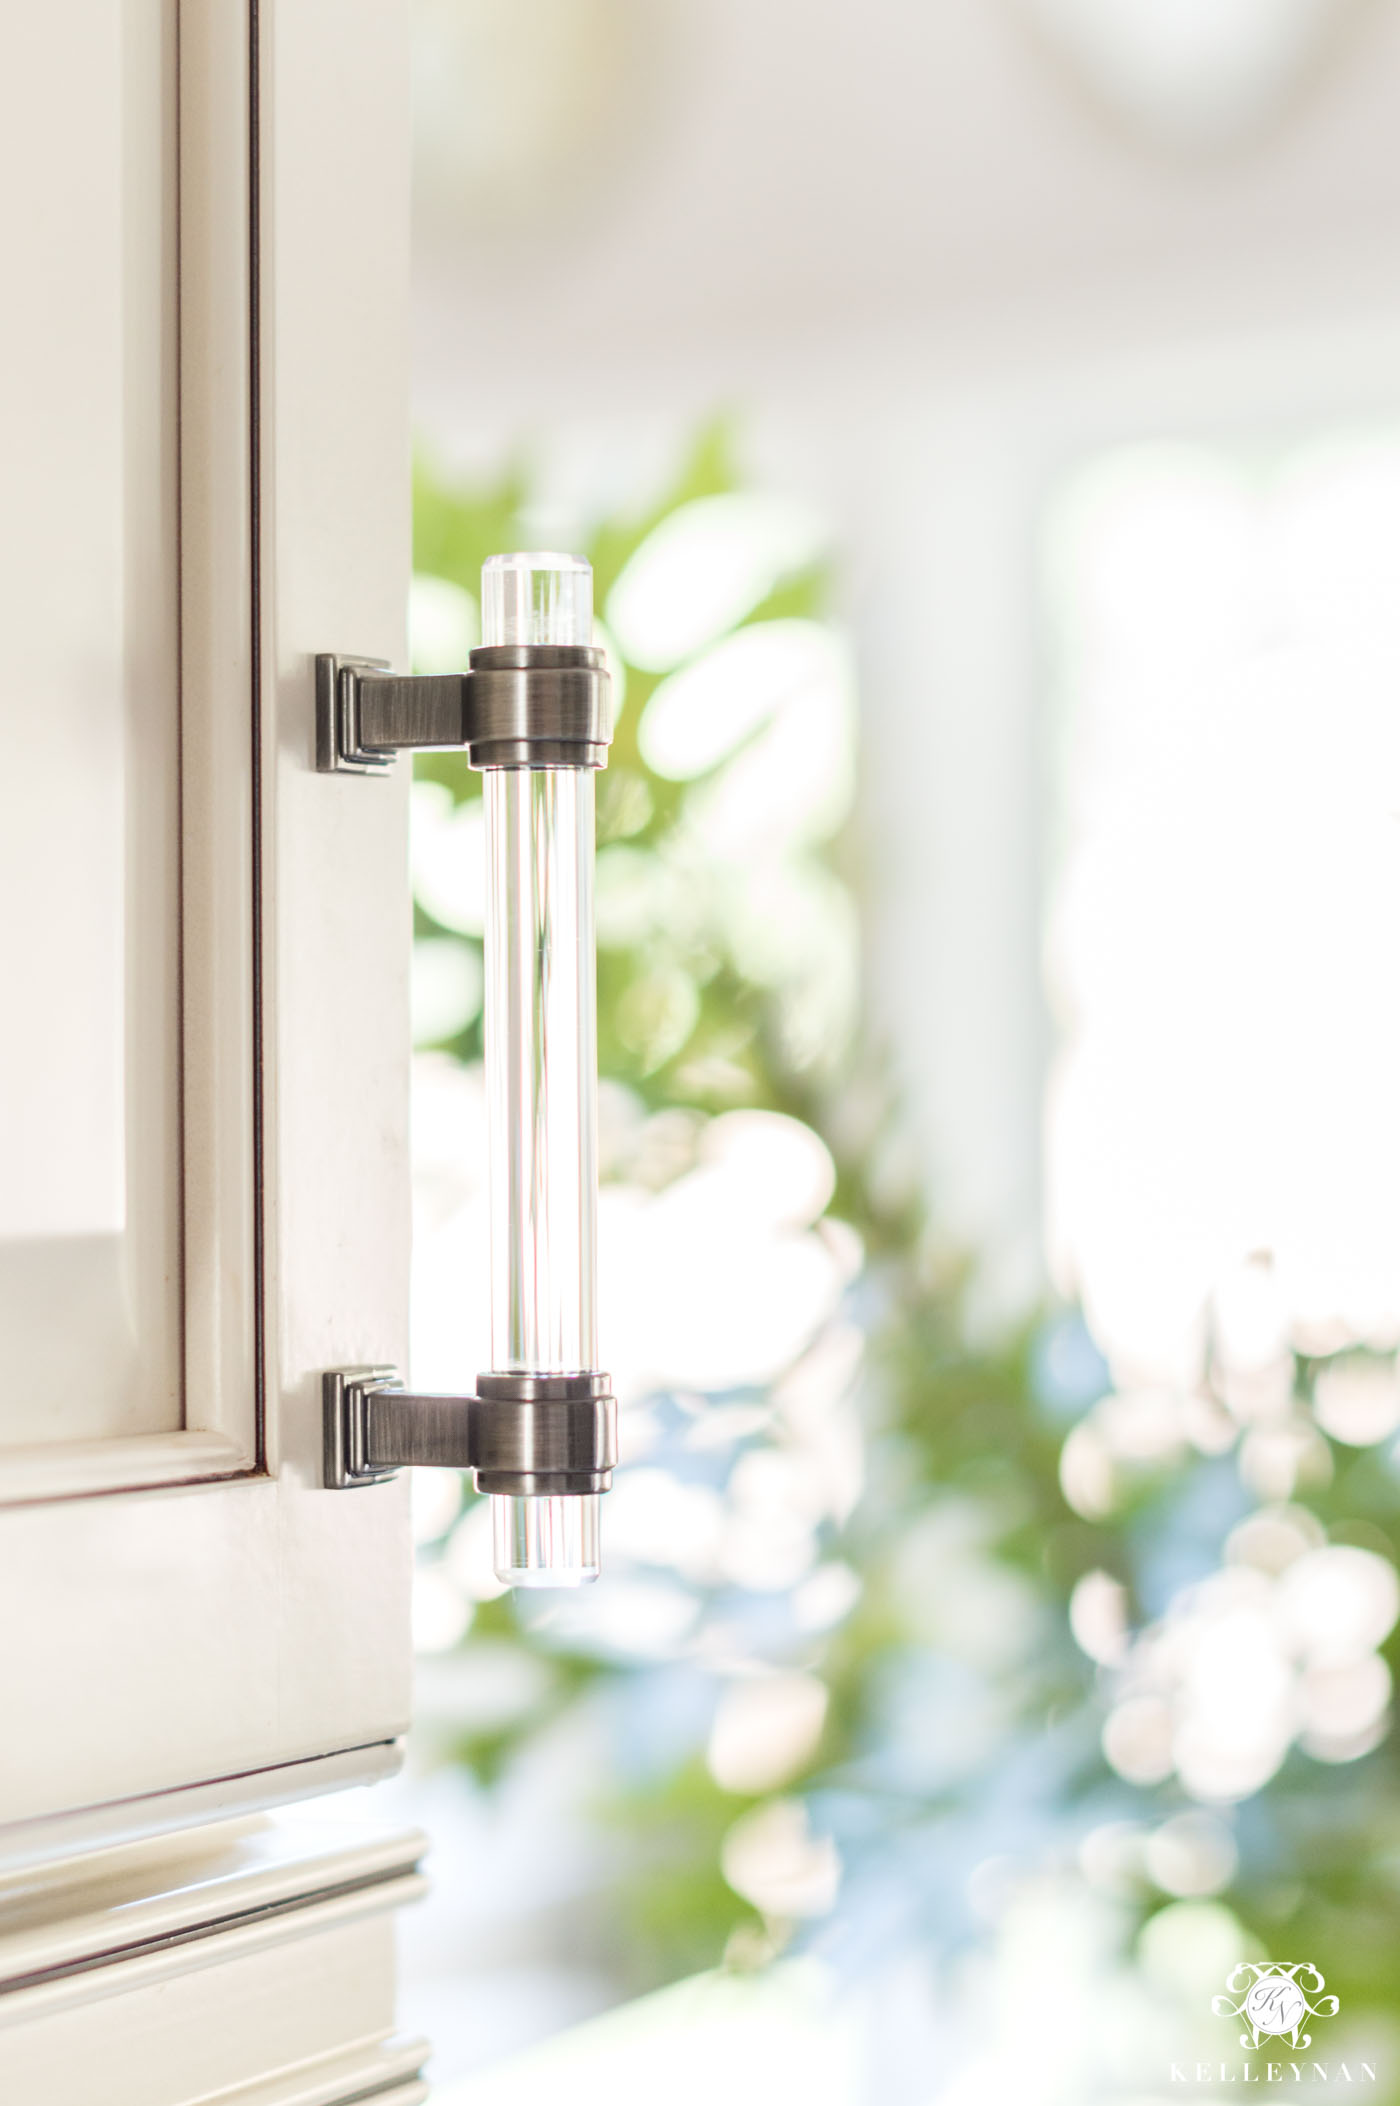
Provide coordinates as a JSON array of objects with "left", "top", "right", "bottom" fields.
[{"left": 411, "top": 426, "right": 1400, "bottom": 2079}]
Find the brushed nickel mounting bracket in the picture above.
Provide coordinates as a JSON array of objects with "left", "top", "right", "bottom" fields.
[
  {"left": 314, "top": 645, "right": 612, "bottom": 775},
  {"left": 322, "top": 1367, "right": 617, "bottom": 1496}
]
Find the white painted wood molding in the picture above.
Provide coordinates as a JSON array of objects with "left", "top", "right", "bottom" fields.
[{"left": 0, "top": 1815, "right": 429, "bottom": 2106}]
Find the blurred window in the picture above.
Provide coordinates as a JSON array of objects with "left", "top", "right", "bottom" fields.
[{"left": 1044, "top": 433, "right": 1400, "bottom": 1377}]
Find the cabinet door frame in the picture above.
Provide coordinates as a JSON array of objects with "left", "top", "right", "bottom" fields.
[
  {"left": 0, "top": 0, "right": 416, "bottom": 1847},
  {"left": 2, "top": 0, "right": 259, "bottom": 1508}
]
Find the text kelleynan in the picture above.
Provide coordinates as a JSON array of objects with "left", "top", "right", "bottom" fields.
[{"left": 1171, "top": 2065, "right": 1377, "bottom": 2086}]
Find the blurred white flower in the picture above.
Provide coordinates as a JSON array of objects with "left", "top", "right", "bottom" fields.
[
  {"left": 606, "top": 494, "right": 827, "bottom": 674},
  {"left": 1313, "top": 1356, "right": 1400, "bottom": 1446},
  {"left": 411, "top": 784, "right": 486, "bottom": 936},
  {"left": 716, "top": 1443, "right": 836, "bottom": 1590},
  {"left": 1143, "top": 1811, "right": 1237, "bottom": 1898},
  {"left": 1213, "top": 1256, "right": 1293, "bottom": 1374},
  {"left": 720, "top": 1798, "right": 841, "bottom": 1920},
  {"left": 643, "top": 621, "right": 855, "bottom": 854},
  {"left": 1078, "top": 1820, "right": 1147, "bottom": 1896},
  {"left": 791, "top": 1561, "right": 862, "bottom": 1634},
  {"left": 1101, "top": 1694, "right": 1175, "bottom": 1786},
  {"left": 1275, "top": 1543, "right": 1399, "bottom": 1665},
  {"left": 410, "top": 571, "right": 477, "bottom": 671},
  {"left": 1238, "top": 1419, "right": 1332, "bottom": 1501},
  {"left": 1059, "top": 1421, "right": 1116, "bottom": 1520},
  {"left": 602, "top": 1467, "right": 726, "bottom": 1581},
  {"left": 1168, "top": 1572, "right": 1299, "bottom": 1801},
  {"left": 1219, "top": 1355, "right": 1296, "bottom": 1427},
  {"left": 598, "top": 1120, "right": 846, "bottom": 1397},
  {"left": 1299, "top": 1655, "right": 1391, "bottom": 1758},
  {"left": 1069, "top": 1569, "right": 1130, "bottom": 1666},
  {"left": 639, "top": 619, "right": 832, "bottom": 777},
  {"left": 1101, "top": 1542, "right": 1399, "bottom": 1801},
  {"left": 1181, "top": 1388, "right": 1239, "bottom": 1455},
  {"left": 1060, "top": 1388, "right": 1192, "bottom": 1520},
  {"left": 1096, "top": 1388, "right": 1188, "bottom": 1465},
  {"left": 707, "top": 1672, "right": 829, "bottom": 1794},
  {"left": 412, "top": 936, "right": 483, "bottom": 1045},
  {"left": 701, "top": 1112, "right": 837, "bottom": 1231},
  {"left": 1224, "top": 1503, "right": 1325, "bottom": 1575}
]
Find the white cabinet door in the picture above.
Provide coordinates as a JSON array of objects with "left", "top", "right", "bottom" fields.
[{"left": 0, "top": 0, "right": 415, "bottom": 1852}]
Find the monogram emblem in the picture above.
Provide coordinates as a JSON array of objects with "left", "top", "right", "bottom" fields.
[{"left": 1213, "top": 1963, "right": 1340, "bottom": 2051}]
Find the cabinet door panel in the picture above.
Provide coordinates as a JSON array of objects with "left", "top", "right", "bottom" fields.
[
  {"left": 0, "top": 0, "right": 181, "bottom": 1450},
  {"left": 0, "top": 0, "right": 414, "bottom": 1843}
]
